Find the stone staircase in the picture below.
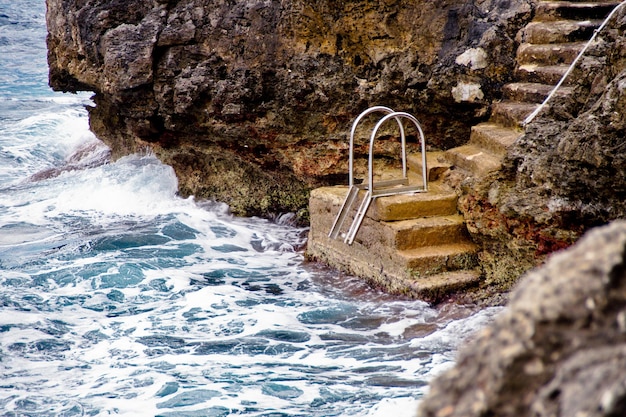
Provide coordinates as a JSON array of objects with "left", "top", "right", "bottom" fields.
[
  {"left": 307, "top": 160, "right": 481, "bottom": 302},
  {"left": 445, "top": 0, "right": 621, "bottom": 176},
  {"left": 306, "top": 1, "right": 620, "bottom": 302}
]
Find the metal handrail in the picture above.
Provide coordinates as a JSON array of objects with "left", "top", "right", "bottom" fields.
[
  {"left": 523, "top": 1, "right": 626, "bottom": 126},
  {"left": 348, "top": 106, "right": 405, "bottom": 187},
  {"left": 329, "top": 106, "right": 429, "bottom": 245},
  {"left": 367, "top": 111, "right": 428, "bottom": 194}
]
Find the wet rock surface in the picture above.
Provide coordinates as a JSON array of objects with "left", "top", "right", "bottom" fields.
[
  {"left": 46, "top": 0, "right": 532, "bottom": 217},
  {"left": 418, "top": 220, "right": 626, "bottom": 417}
]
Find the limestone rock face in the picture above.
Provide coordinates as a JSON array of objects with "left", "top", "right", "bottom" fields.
[
  {"left": 418, "top": 220, "right": 626, "bottom": 417},
  {"left": 46, "top": 0, "right": 532, "bottom": 217}
]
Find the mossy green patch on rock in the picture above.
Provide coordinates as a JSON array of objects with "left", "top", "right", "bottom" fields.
[{"left": 159, "top": 145, "right": 311, "bottom": 219}]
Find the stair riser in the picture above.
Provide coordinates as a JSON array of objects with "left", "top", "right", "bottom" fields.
[
  {"left": 470, "top": 125, "right": 521, "bottom": 155},
  {"left": 407, "top": 152, "right": 451, "bottom": 182},
  {"left": 521, "top": 21, "right": 600, "bottom": 44},
  {"left": 503, "top": 84, "right": 550, "bottom": 103},
  {"left": 515, "top": 66, "right": 572, "bottom": 85},
  {"left": 394, "top": 223, "right": 471, "bottom": 251},
  {"left": 517, "top": 43, "right": 583, "bottom": 66},
  {"left": 491, "top": 103, "right": 536, "bottom": 128},
  {"left": 404, "top": 251, "right": 478, "bottom": 275},
  {"left": 536, "top": 3, "right": 620, "bottom": 21},
  {"left": 370, "top": 197, "right": 458, "bottom": 221},
  {"left": 356, "top": 218, "right": 471, "bottom": 251},
  {"left": 444, "top": 148, "right": 502, "bottom": 177}
]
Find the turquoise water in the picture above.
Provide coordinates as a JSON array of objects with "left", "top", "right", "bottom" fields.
[{"left": 0, "top": 2, "right": 499, "bottom": 416}]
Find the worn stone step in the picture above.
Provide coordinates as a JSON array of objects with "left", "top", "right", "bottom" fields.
[
  {"left": 369, "top": 181, "right": 458, "bottom": 221},
  {"left": 515, "top": 64, "right": 571, "bottom": 85},
  {"left": 469, "top": 123, "right": 522, "bottom": 156},
  {"left": 535, "top": 2, "right": 621, "bottom": 22},
  {"left": 307, "top": 186, "right": 480, "bottom": 302},
  {"left": 397, "top": 243, "right": 479, "bottom": 274},
  {"left": 403, "top": 269, "right": 482, "bottom": 301},
  {"left": 503, "top": 82, "right": 574, "bottom": 103},
  {"left": 517, "top": 42, "right": 586, "bottom": 66},
  {"left": 356, "top": 214, "right": 470, "bottom": 251},
  {"left": 520, "top": 19, "right": 602, "bottom": 44},
  {"left": 491, "top": 101, "right": 537, "bottom": 128},
  {"left": 444, "top": 144, "right": 503, "bottom": 177},
  {"left": 407, "top": 151, "right": 451, "bottom": 182}
]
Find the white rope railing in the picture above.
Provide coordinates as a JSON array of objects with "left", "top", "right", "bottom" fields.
[{"left": 522, "top": 1, "right": 626, "bottom": 126}]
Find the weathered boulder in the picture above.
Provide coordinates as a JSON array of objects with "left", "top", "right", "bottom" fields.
[
  {"left": 46, "top": 0, "right": 532, "bottom": 218},
  {"left": 418, "top": 220, "right": 626, "bottom": 417}
]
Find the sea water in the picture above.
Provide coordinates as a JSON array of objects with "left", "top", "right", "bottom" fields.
[{"left": 0, "top": 2, "right": 501, "bottom": 416}]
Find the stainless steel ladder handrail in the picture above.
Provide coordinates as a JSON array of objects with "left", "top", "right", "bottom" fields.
[
  {"left": 348, "top": 106, "right": 405, "bottom": 187},
  {"left": 329, "top": 107, "right": 428, "bottom": 245}
]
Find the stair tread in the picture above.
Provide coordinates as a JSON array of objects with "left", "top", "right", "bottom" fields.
[
  {"left": 493, "top": 101, "right": 539, "bottom": 111},
  {"left": 444, "top": 144, "right": 503, "bottom": 177},
  {"left": 470, "top": 123, "right": 523, "bottom": 154},
  {"left": 519, "top": 41, "right": 587, "bottom": 49},
  {"left": 370, "top": 180, "right": 458, "bottom": 221},
  {"left": 384, "top": 214, "right": 466, "bottom": 230}
]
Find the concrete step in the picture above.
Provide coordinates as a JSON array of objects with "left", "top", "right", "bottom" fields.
[
  {"left": 397, "top": 243, "right": 479, "bottom": 274},
  {"left": 503, "top": 82, "right": 574, "bottom": 103},
  {"left": 469, "top": 123, "right": 523, "bottom": 156},
  {"left": 370, "top": 181, "right": 458, "bottom": 221},
  {"left": 517, "top": 42, "right": 586, "bottom": 66},
  {"left": 403, "top": 269, "right": 482, "bottom": 301},
  {"left": 515, "top": 64, "right": 570, "bottom": 85},
  {"left": 367, "top": 214, "right": 471, "bottom": 251},
  {"left": 491, "top": 101, "right": 537, "bottom": 128},
  {"left": 535, "top": 2, "right": 621, "bottom": 22},
  {"left": 520, "top": 19, "right": 602, "bottom": 44},
  {"left": 444, "top": 144, "right": 503, "bottom": 177},
  {"left": 306, "top": 186, "right": 482, "bottom": 302},
  {"left": 407, "top": 151, "right": 451, "bottom": 182}
]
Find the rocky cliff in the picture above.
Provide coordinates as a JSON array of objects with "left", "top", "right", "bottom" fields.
[
  {"left": 418, "top": 220, "right": 626, "bottom": 417},
  {"left": 46, "top": 0, "right": 532, "bottom": 218}
]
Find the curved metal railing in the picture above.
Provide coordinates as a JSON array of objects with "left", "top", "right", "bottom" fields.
[{"left": 329, "top": 106, "right": 428, "bottom": 245}]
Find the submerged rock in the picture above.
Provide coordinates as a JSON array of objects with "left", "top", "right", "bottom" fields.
[{"left": 417, "top": 220, "right": 626, "bottom": 417}]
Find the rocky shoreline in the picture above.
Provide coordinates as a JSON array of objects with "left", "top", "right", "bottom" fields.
[
  {"left": 418, "top": 220, "right": 626, "bottom": 417},
  {"left": 46, "top": 1, "right": 626, "bottom": 414},
  {"left": 46, "top": 0, "right": 626, "bottom": 295}
]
